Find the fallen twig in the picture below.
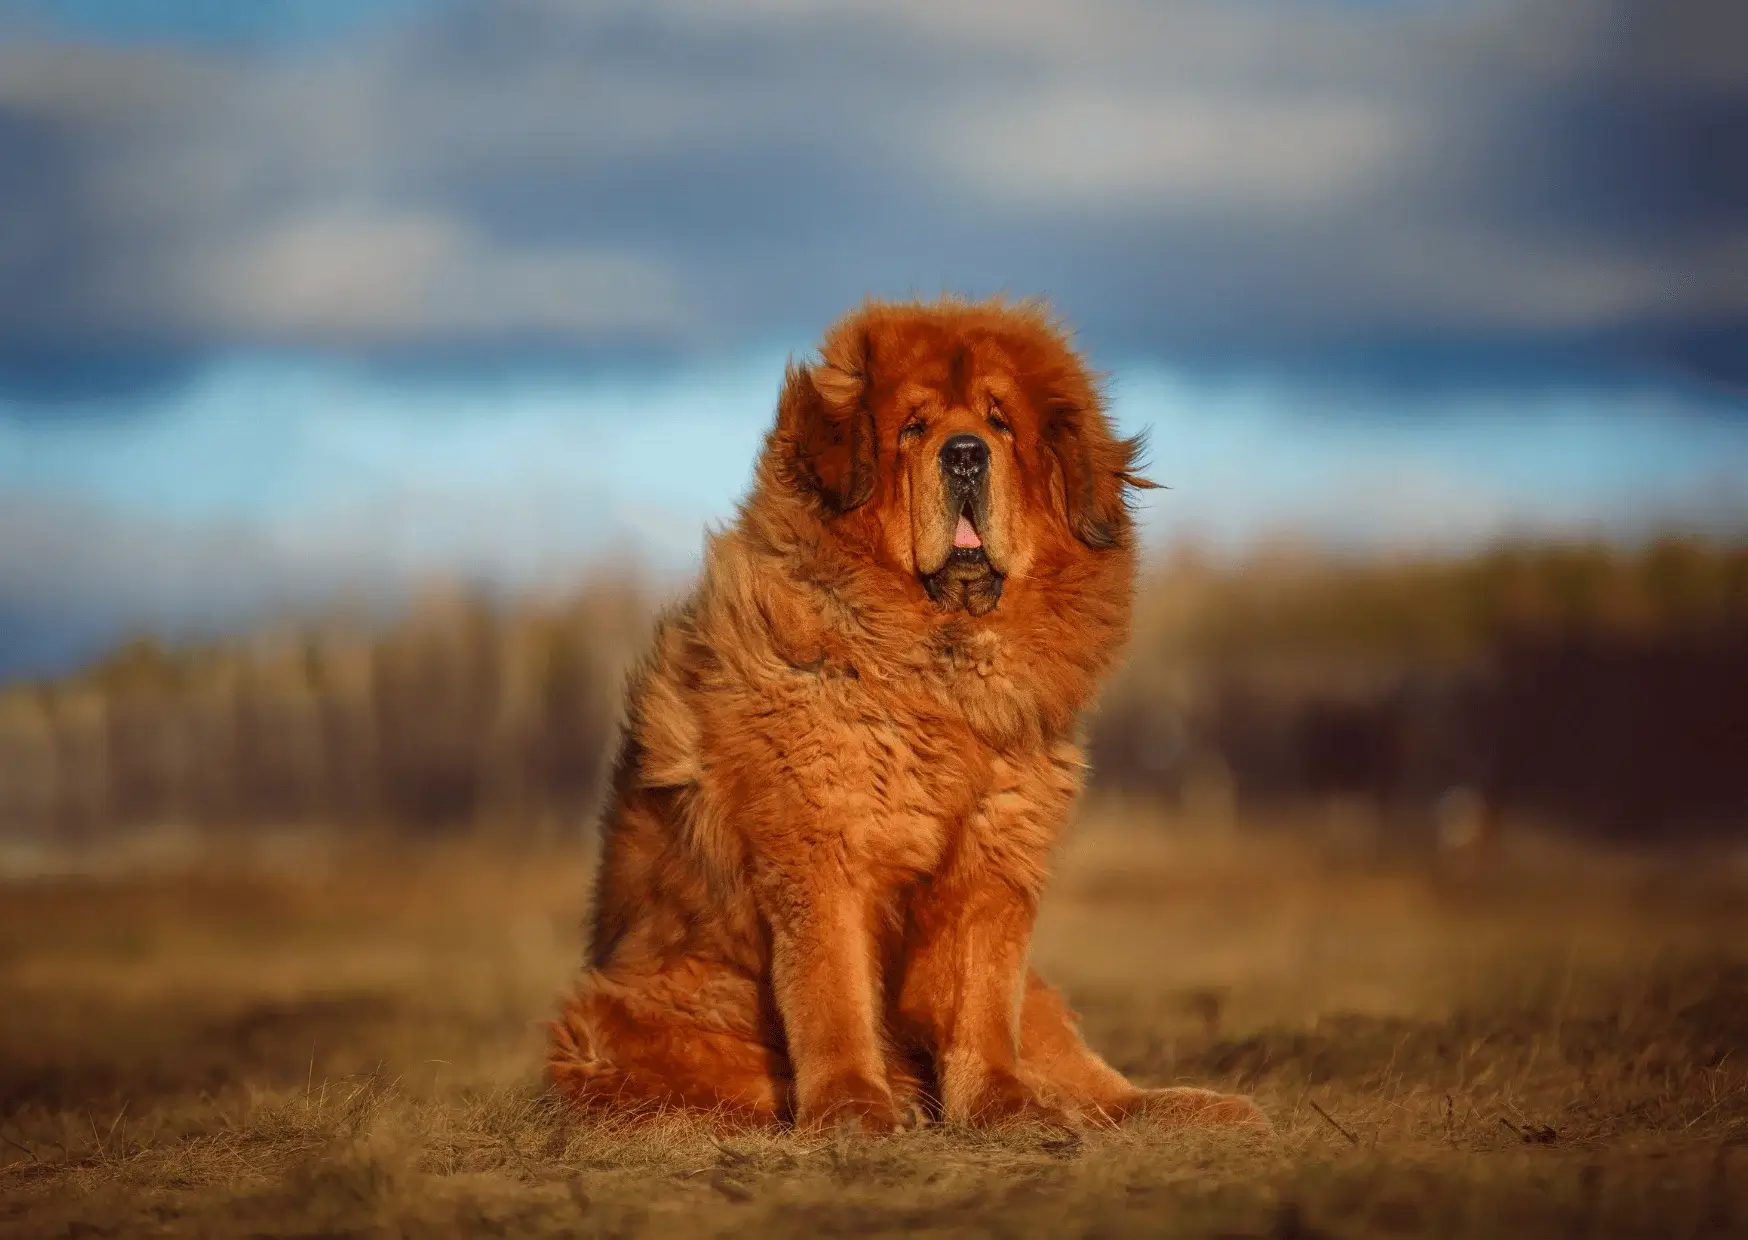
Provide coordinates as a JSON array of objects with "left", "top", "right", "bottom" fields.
[
  {"left": 707, "top": 1133, "right": 754, "bottom": 1166},
  {"left": 1497, "top": 1116, "right": 1557, "bottom": 1144},
  {"left": 0, "top": 1133, "right": 41, "bottom": 1164},
  {"left": 1307, "top": 1099, "right": 1359, "bottom": 1147}
]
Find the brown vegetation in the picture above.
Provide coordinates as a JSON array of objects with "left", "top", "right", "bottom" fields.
[
  {"left": 1094, "top": 538, "right": 1748, "bottom": 839},
  {"left": 0, "top": 581, "right": 651, "bottom": 840},
  {"left": 2, "top": 807, "right": 1745, "bottom": 1237},
  {"left": 3, "top": 536, "right": 1743, "bottom": 843}
]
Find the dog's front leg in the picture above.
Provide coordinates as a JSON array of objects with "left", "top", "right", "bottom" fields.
[
  {"left": 895, "top": 749, "right": 1080, "bottom": 1127},
  {"left": 897, "top": 867, "right": 1072, "bottom": 1127},
  {"left": 755, "top": 857, "right": 900, "bottom": 1133}
]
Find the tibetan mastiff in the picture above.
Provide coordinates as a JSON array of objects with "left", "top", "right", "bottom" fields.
[{"left": 549, "top": 297, "right": 1265, "bottom": 1133}]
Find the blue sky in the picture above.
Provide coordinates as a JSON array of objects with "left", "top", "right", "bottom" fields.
[
  {"left": 7, "top": 359, "right": 1746, "bottom": 554},
  {"left": 5, "top": 353, "right": 1743, "bottom": 677},
  {"left": 1, "top": 0, "right": 1746, "bottom": 677},
  {"left": 4, "top": 0, "right": 429, "bottom": 45}
]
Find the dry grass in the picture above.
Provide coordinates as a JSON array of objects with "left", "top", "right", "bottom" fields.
[{"left": 3, "top": 806, "right": 1746, "bottom": 1238}]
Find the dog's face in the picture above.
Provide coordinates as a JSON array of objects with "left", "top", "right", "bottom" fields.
[{"left": 774, "top": 299, "right": 1148, "bottom": 616}]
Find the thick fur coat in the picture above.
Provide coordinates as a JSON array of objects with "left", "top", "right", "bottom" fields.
[{"left": 549, "top": 298, "right": 1265, "bottom": 1133}]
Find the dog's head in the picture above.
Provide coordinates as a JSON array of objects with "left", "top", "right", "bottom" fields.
[{"left": 771, "top": 297, "right": 1151, "bottom": 616}]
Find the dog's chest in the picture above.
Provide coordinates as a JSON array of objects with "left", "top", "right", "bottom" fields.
[{"left": 833, "top": 693, "right": 993, "bottom": 879}]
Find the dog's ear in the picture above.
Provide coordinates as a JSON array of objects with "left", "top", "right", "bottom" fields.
[
  {"left": 777, "top": 329, "right": 877, "bottom": 513},
  {"left": 1042, "top": 382, "right": 1150, "bottom": 550}
]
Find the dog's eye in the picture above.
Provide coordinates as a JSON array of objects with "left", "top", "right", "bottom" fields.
[
  {"left": 986, "top": 408, "right": 1011, "bottom": 434},
  {"left": 899, "top": 419, "right": 926, "bottom": 442}
]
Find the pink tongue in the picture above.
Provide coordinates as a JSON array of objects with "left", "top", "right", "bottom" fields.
[{"left": 954, "top": 514, "right": 983, "bottom": 549}]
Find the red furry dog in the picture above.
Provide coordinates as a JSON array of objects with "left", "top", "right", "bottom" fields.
[{"left": 549, "top": 297, "right": 1265, "bottom": 1133}]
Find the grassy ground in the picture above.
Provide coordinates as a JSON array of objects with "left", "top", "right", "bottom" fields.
[{"left": 2, "top": 806, "right": 1746, "bottom": 1238}]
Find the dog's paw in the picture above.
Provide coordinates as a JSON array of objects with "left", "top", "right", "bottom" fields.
[
  {"left": 959, "top": 1071, "right": 1080, "bottom": 1131},
  {"left": 797, "top": 1074, "right": 902, "bottom": 1135}
]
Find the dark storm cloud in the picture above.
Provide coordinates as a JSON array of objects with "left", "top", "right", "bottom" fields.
[{"left": 0, "top": 0, "right": 1744, "bottom": 396}]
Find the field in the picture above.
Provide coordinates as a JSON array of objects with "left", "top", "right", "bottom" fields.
[{"left": 3, "top": 806, "right": 1746, "bottom": 1239}]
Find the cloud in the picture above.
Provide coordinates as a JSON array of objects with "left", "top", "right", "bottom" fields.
[
  {"left": 181, "top": 207, "right": 688, "bottom": 343},
  {"left": 0, "top": 0, "right": 1744, "bottom": 393},
  {"left": 0, "top": 493, "right": 338, "bottom": 677},
  {"left": 933, "top": 91, "right": 1406, "bottom": 212}
]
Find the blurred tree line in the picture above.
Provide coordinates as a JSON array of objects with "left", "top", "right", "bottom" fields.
[
  {"left": 0, "top": 583, "right": 651, "bottom": 840},
  {"left": 1, "top": 537, "right": 1744, "bottom": 841},
  {"left": 1093, "top": 537, "right": 1748, "bottom": 840}
]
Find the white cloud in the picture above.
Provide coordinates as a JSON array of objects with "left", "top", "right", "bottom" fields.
[
  {"left": 937, "top": 91, "right": 1406, "bottom": 212},
  {"left": 180, "top": 208, "right": 689, "bottom": 343}
]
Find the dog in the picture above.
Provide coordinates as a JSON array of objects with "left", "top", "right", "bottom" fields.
[{"left": 549, "top": 296, "right": 1266, "bottom": 1134}]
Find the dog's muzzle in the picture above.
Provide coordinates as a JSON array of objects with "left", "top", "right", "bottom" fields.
[{"left": 923, "top": 434, "right": 1004, "bottom": 615}]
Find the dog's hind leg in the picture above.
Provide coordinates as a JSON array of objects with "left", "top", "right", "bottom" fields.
[
  {"left": 1015, "top": 972, "right": 1269, "bottom": 1131},
  {"left": 548, "top": 967, "right": 790, "bottom": 1128}
]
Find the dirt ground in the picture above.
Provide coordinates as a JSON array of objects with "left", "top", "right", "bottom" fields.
[{"left": 2, "top": 805, "right": 1746, "bottom": 1239}]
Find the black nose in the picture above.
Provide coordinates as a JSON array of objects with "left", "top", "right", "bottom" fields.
[{"left": 940, "top": 434, "right": 989, "bottom": 481}]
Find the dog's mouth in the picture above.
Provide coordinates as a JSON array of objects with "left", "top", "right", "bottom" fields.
[
  {"left": 922, "top": 500, "right": 1004, "bottom": 616},
  {"left": 953, "top": 508, "right": 982, "bottom": 551}
]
